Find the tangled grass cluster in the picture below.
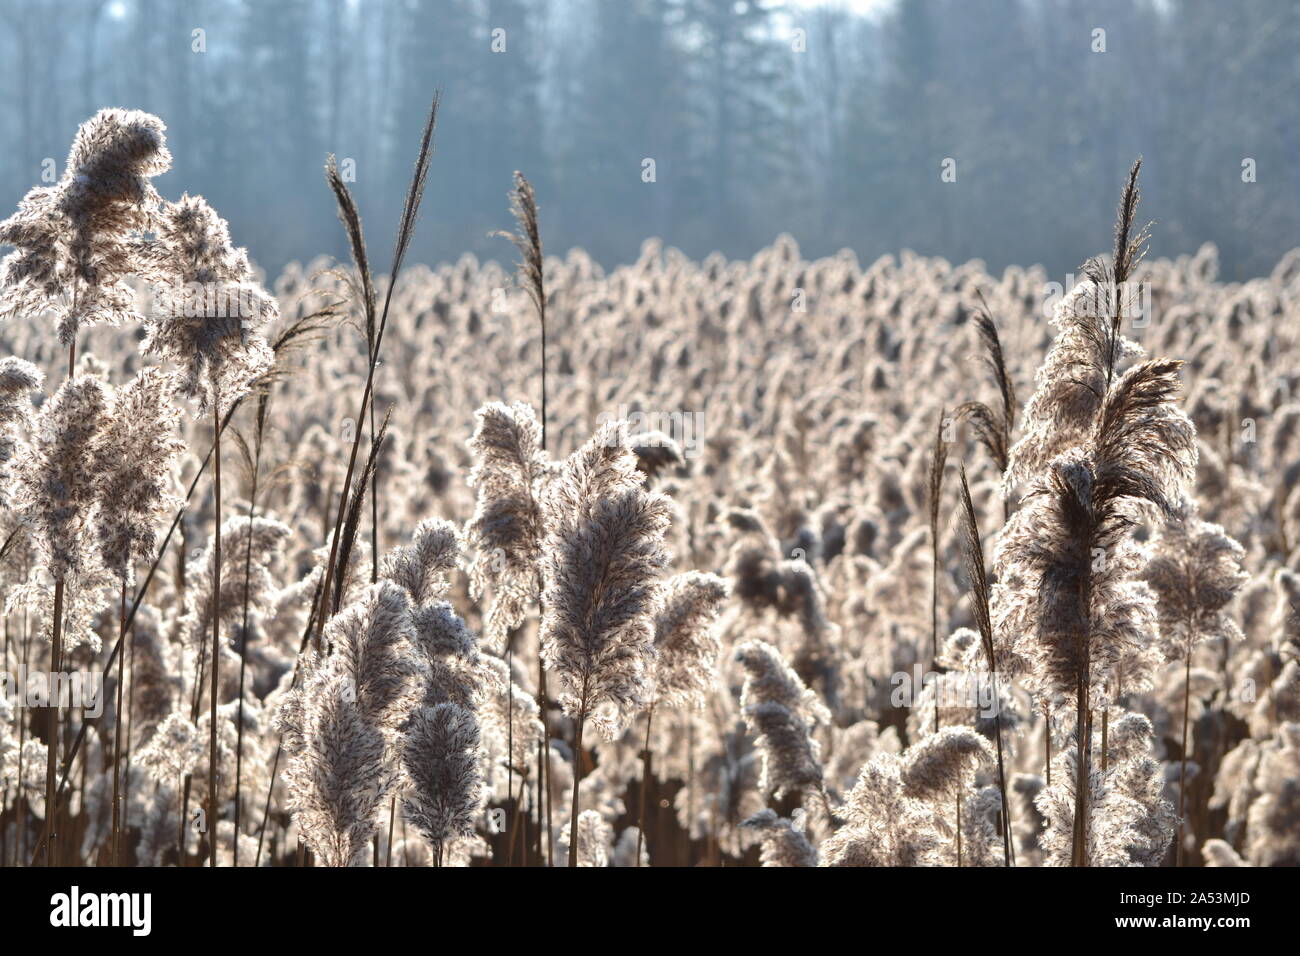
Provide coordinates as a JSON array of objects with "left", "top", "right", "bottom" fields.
[{"left": 0, "top": 109, "right": 1297, "bottom": 868}]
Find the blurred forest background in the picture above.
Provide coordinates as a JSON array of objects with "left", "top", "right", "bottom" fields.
[{"left": 1, "top": 0, "right": 1297, "bottom": 280}]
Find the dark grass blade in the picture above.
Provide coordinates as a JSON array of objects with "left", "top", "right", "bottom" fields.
[
  {"left": 316, "top": 92, "right": 440, "bottom": 642},
  {"left": 496, "top": 172, "right": 545, "bottom": 323},
  {"left": 957, "top": 297, "right": 1016, "bottom": 479},
  {"left": 1082, "top": 157, "right": 1152, "bottom": 388},
  {"left": 928, "top": 409, "right": 949, "bottom": 731},
  {"left": 332, "top": 405, "right": 391, "bottom": 615},
  {"left": 955, "top": 461, "right": 1015, "bottom": 866},
  {"left": 325, "top": 154, "right": 376, "bottom": 354}
]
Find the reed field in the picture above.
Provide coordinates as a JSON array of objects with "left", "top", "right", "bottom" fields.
[{"left": 0, "top": 105, "right": 1297, "bottom": 870}]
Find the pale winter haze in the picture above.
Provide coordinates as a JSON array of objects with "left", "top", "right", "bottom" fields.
[
  {"left": 0, "top": 3, "right": 1296, "bottom": 875},
  {"left": 0, "top": 0, "right": 1297, "bottom": 278}
]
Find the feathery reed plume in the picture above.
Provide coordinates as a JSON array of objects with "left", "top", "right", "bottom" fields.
[
  {"left": 0, "top": 109, "right": 170, "bottom": 353},
  {"left": 143, "top": 194, "right": 277, "bottom": 418},
  {"left": 563, "top": 809, "right": 612, "bottom": 867},
  {"left": 11, "top": 374, "right": 108, "bottom": 864},
  {"left": 745, "top": 700, "right": 827, "bottom": 801},
  {"left": 959, "top": 785, "right": 1010, "bottom": 867},
  {"left": 540, "top": 423, "right": 669, "bottom": 864},
  {"left": 283, "top": 666, "right": 391, "bottom": 867},
  {"left": 280, "top": 581, "right": 417, "bottom": 865},
  {"left": 464, "top": 402, "right": 547, "bottom": 650},
  {"left": 955, "top": 462, "right": 1013, "bottom": 865},
  {"left": 629, "top": 431, "right": 685, "bottom": 481},
  {"left": 740, "top": 808, "right": 817, "bottom": 866},
  {"left": 1091, "top": 360, "right": 1198, "bottom": 513},
  {"left": 180, "top": 517, "right": 293, "bottom": 654},
  {"left": 721, "top": 506, "right": 837, "bottom": 702},
  {"left": 493, "top": 170, "right": 540, "bottom": 361},
  {"left": 136, "top": 711, "right": 201, "bottom": 787},
  {"left": 0, "top": 358, "right": 42, "bottom": 510},
  {"left": 1004, "top": 164, "right": 1150, "bottom": 494},
  {"left": 956, "top": 300, "right": 1017, "bottom": 515},
  {"left": 124, "top": 604, "right": 176, "bottom": 739},
  {"left": 496, "top": 172, "right": 547, "bottom": 442},
  {"left": 381, "top": 517, "right": 460, "bottom": 608},
  {"left": 650, "top": 572, "right": 730, "bottom": 711},
  {"left": 901, "top": 726, "right": 993, "bottom": 865},
  {"left": 13, "top": 375, "right": 109, "bottom": 580},
  {"left": 1003, "top": 285, "right": 1137, "bottom": 492},
  {"left": 400, "top": 702, "right": 482, "bottom": 866},
  {"left": 634, "top": 572, "right": 728, "bottom": 863},
  {"left": 734, "top": 639, "right": 831, "bottom": 815},
  {"left": 463, "top": 402, "right": 550, "bottom": 860},
  {"left": 734, "top": 639, "right": 831, "bottom": 724},
  {"left": 380, "top": 516, "right": 483, "bottom": 865},
  {"left": 89, "top": 365, "right": 184, "bottom": 862},
  {"left": 1085, "top": 158, "right": 1151, "bottom": 382},
  {"left": 321, "top": 581, "right": 421, "bottom": 723},
  {"left": 1035, "top": 712, "right": 1174, "bottom": 866},
  {"left": 821, "top": 753, "right": 942, "bottom": 866},
  {"left": 1242, "top": 723, "right": 1300, "bottom": 866},
  {"left": 1139, "top": 514, "right": 1247, "bottom": 864},
  {"left": 90, "top": 367, "right": 185, "bottom": 582},
  {"left": 995, "top": 446, "right": 1162, "bottom": 866},
  {"left": 635, "top": 571, "right": 728, "bottom": 863},
  {"left": 324, "top": 155, "right": 375, "bottom": 350},
  {"left": 1202, "top": 838, "right": 1248, "bottom": 867}
]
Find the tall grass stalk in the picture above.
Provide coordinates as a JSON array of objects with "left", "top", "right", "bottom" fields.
[
  {"left": 568, "top": 681, "right": 589, "bottom": 868},
  {"left": 110, "top": 579, "right": 127, "bottom": 864},
  {"left": 41, "top": 578, "right": 64, "bottom": 866},
  {"left": 928, "top": 410, "right": 948, "bottom": 732},
  {"left": 956, "top": 462, "right": 1014, "bottom": 865},
  {"left": 498, "top": 170, "right": 552, "bottom": 865},
  {"left": 635, "top": 701, "right": 655, "bottom": 865},
  {"left": 316, "top": 94, "right": 438, "bottom": 642},
  {"left": 231, "top": 410, "right": 264, "bottom": 866},
  {"left": 208, "top": 401, "right": 222, "bottom": 867}
]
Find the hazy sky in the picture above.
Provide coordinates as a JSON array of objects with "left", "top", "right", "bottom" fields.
[
  {"left": 787, "top": 0, "right": 893, "bottom": 14},
  {"left": 102, "top": 0, "right": 898, "bottom": 26}
]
